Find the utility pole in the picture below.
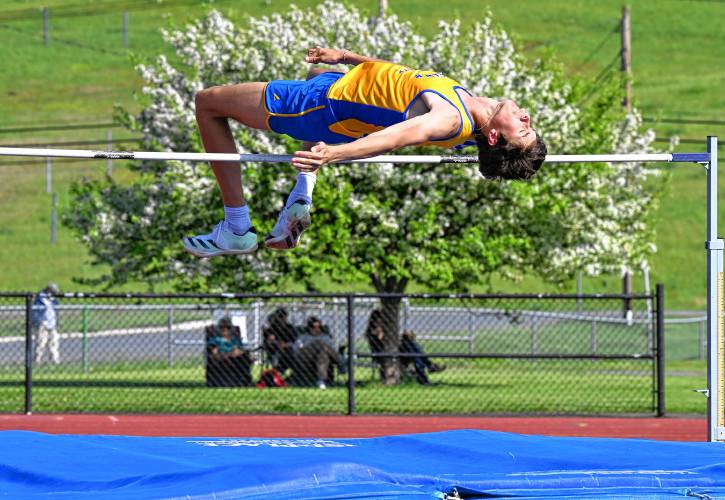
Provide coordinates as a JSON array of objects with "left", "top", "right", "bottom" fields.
[
  {"left": 621, "top": 5, "right": 633, "bottom": 317},
  {"left": 621, "top": 5, "right": 632, "bottom": 112},
  {"left": 378, "top": 0, "right": 388, "bottom": 18}
]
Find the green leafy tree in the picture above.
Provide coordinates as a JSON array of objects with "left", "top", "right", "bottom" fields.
[{"left": 65, "top": 2, "right": 662, "bottom": 384}]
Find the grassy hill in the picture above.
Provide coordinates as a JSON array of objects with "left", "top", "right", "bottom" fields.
[{"left": 0, "top": 0, "right": 723, "bottom": 309}]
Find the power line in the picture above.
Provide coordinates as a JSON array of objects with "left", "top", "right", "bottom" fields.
[
  {"left": 0, "top": 138, "right": 142, "bottom": 148},
  {"left": 580, "top": 23, "right": 619, "bottom": 65},
  {"left": 0, "top": 0, "right": 238, "bottom": 22},
  {"left": 643, "top": 117, "right": 725, "bottom": 127},
  {"left": 0, "top": 1, "right": 164, "bottom": 21},
  {"left": 653, "top": 137, "right": 724, "bottom": 148},
  {"left": 0, "top": 122, "right": 119, "bottom": 134},
  {"left": 577, "top": 52, "right": 620, "bottom": 106},
  {"left": 0, "top": 22, "right": 128, "bottom": 56},
  {"left": 0, "top": 157, "right": 113, "bottom": 167},
  {"left": 593, "top": 52, "right": 621, "bottom": 85}
]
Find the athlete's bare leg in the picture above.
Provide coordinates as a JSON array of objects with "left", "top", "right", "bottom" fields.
[{"left": 194, "top": 82, "right": 269, "bottom": 207}]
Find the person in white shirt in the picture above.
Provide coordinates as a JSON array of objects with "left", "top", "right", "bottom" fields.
[{"left": 32, "top": 283, "right": 60, "bottom": 364}]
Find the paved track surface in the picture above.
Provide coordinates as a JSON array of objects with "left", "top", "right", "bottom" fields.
[{"left": 0, "top": 414, "right": 706, "bottom": 441}]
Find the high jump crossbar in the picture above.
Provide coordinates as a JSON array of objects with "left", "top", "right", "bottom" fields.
[
  {"left": 0, "top": 146, "right": 711, "bottom": 164},
  {"left": 0, "top": 137, "right": 722, "bottom": 441}
]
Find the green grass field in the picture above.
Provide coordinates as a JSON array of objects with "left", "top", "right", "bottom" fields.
[
  {"left": 2, "top": 356, "right": 702, "bottom": 415},
  {"left": 0, "top": 0, "right": 723, "bottom": 309}
]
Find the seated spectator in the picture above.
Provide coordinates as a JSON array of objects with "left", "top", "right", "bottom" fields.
[
  {"left": 399, "top": 330, "right": 446, "bottom": 385},
  {"left": 365, "top": 309, "right": 385, "bottom": 381},
  {"left": 262, "top": 307, "right": 298, "bottom": 374},
  {"left": 292, "top": 316, "right": 341, "bottom": 390},
  {"left": 206, "top": 316, "right": 253, "bottom": 387}
]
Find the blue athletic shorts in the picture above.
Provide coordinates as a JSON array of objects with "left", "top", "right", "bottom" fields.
[{"left": 264, "top": 72, "right": 354, "bottom": 144}]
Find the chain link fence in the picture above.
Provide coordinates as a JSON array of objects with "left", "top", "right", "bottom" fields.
[
  {"left": 665, "top": 311, "right": 707, "bottom": 360},
  {"left": 0, "top": 289, "right": 664, "bottom": 416}
]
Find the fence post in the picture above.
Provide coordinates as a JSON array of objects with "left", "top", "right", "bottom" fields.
[
  {"left": 82, "top": 305, "right": 88, "bottom": 374},
  {"left": 402, "top": 297, "right": 409, "bottom": 332},
  {"left": 122, "top": 12, "right": 129, "bottom": 48},
  {"left": 167, "top": 307, "right": 174, "bottom": 368},
  {"left": 530, "top": 315, "right": 538, "bottom": 357},
  {"left": 590, "top": 321, "right": 598, "bottom": 354},
  {"left": 25, "top": 295, "right": 33, "bottom": 414},
  {"left": 43, "top": 8, "right": 49, "bottom": 46},
  {"left": 253, "top": 301, "right": 261, "bottom": 348},
  {"left": 45, "top": 151, "right": 52, "bottom": 194},
  {"left": 576, "top": 271, "right": 583, "bottom": 313},
  {"left": 656, "top": 283, "right": 665, "bottom": 417},
  {"left": 50, "top": 192, "right": 58, "bottom": 245},
  {"left": 346, "top": 295, "right": 355, "bottom": 415},
  {"left": 378, "top": 0, "right": 388, "bottom": 17},
  {"left": 644, "top": 267, "right": 654, "bottom": 353},
  {"left": 107, "top": 129, "right": 113, "bottom": 177},
  {"left": 622, "top": 272, "right": 632, "bottom": 319},
  {"left": 467, "top": 308, "right": 474, "bottom": 355}
]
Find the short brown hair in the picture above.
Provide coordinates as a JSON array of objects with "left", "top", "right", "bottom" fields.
[
  {"left": 307, "top": 316, "right": 322, "bottom": 329},
  {"left": 475, "top": 132, "right": 547, "bottom": 181}
]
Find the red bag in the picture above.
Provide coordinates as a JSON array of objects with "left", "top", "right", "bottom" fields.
[{"left": 256, "top": 369, "right": 287, "bottom": 388}]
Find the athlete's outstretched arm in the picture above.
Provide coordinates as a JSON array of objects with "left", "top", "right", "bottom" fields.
[
  {"left": 305, "top": 46, "right": 390, "bottom": 66},
  {"left": 292, "top": 110, "right": 460, "bottom": 170}
]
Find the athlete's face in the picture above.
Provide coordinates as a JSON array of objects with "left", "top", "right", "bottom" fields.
[{"left": 488, "top": 100, "right": 536, "bottom": 149}]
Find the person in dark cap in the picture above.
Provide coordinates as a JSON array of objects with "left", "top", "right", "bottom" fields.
[{"left": 262, "top": 307, "right": 298, "bottom": 374}]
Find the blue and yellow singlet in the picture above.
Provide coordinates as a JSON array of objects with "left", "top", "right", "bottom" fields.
[{"left": 264, "top": 61, "right": 475, "bottom": 148}]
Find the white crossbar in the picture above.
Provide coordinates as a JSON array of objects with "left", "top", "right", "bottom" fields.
[
  {"left": 0, "top": 147, "right": 676, "bottom": 164},
  {"left": 546, "top": 153, "right": 673, "bottom": 163}
]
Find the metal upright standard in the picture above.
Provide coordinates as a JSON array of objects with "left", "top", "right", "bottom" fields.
[
  {"left": 705, "top": 136, "right": 723, "bottom": 441},
  {"left": 0, "top": 138, "right": 720, "bottom": 438}
]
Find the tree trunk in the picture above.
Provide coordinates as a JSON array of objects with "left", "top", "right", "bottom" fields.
[
  {"left": 378, "top": 295, "right": 401, "bottom": 385},
  {"left": 372, "top": 275, "right": 408, "bottom": 385}
]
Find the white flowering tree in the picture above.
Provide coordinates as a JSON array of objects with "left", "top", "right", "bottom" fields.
[{"left": 65, "top": 2, "right": 663, "bottom": 383}]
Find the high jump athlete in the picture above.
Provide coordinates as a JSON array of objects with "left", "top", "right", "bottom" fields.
[{"left": 183, "top": 47, "right": 547, "bottom": 258}]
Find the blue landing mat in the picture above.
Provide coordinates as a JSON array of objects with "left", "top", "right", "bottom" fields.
[{"left": 1, "top": 430, "right": 725, "bottom": 499}]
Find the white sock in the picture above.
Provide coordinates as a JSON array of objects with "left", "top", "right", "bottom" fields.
[
  {"left": 224, "top": 205, "right": 251, "bottom": 234},
  {"left": 285, "top": 172, "right": 316, "bottom": 208}
]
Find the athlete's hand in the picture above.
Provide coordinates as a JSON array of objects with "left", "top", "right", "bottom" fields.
[
  {"left": 292, "top": 142, "right": 336, "bottom": 171},
  {"left": 305, "top": 47, "right": 344, "bottom": 65}
]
